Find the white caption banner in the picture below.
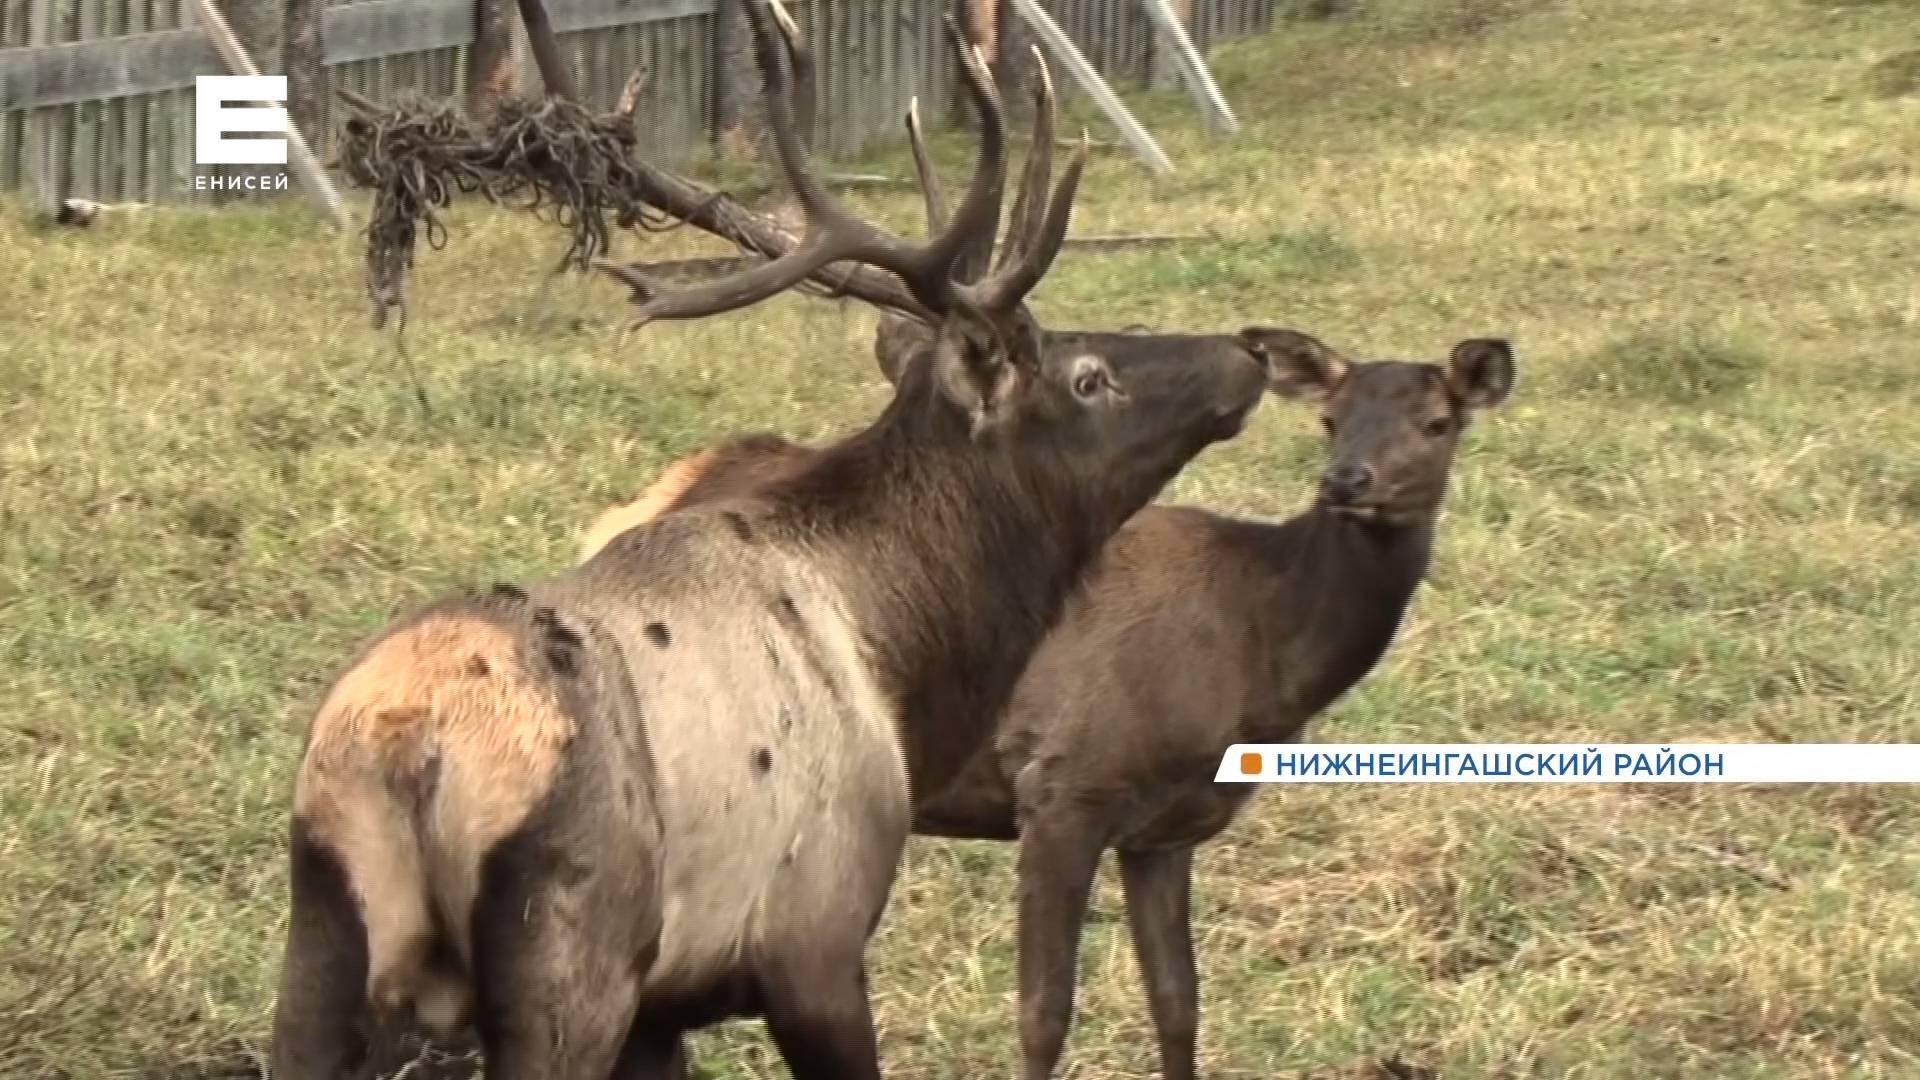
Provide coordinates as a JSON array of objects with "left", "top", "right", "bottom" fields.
[{"left": 1216, "top": 744, "right": 1920, "bottom": 784}]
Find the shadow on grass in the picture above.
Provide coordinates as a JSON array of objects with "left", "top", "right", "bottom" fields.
[
  {"left": 1562, "top": 331, "right": 1768, "bottom": 406},
  {"left": 1867, "top": 49, "right": 1920, "bottom": 99}
]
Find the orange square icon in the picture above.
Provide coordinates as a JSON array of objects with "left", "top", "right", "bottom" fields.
[{"left": 1239, "top": 752, "right": 1262, "bottom": 776}]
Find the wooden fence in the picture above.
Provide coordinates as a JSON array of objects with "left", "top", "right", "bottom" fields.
[{"left": 0, "top": 0, "right": 1275, "bottom": 207}]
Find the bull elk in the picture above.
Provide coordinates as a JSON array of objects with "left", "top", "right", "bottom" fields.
[
  {"left": 268, "top": 1, "right": 1278, "bottom": 1077},
  {"left": 580, "top": 324, "right": 1517, "bottom": 1080}
]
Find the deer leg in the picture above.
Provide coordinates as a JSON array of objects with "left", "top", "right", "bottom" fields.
[
  {"left": 469, "top": 839, "right": 650, "bottom": 1080},
  {"left": 1118, "top": 845, "right": 1199, "bottom": 1080},
  {"left": 270, "top": 822, "right": 377, "bottom": 1080},
  {"left": 1015, "top": 808, "right": 1108, "bottom": 1080},
  {"left": 757, "top": 953, "right": 884, "bottom": 1080},
  {"left": 471, "top": 913, "right": 641, "bottom": 1080}
]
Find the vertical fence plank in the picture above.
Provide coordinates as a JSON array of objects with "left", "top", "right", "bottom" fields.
[
  {"left": 144, "top": 78, "right": 166, "bottom": 203},
  {"left": 881, "top": 0, "right": 898, "bottom": 151},
  {"left": 21, "top": 0, "right": 59, "bottom": 213},
  {"left": 697, "top": 11, "right": 714, "bottom": 151},
  {"left": 0, "top": 0, "right": 24, "bottom": 191},
  {"left": 838, "top": 0, "right": 857, "bottom": 155},
  {"left": 674, "top": 13, "right": 690, "bottom": 153},
  {"left": 859, "top": 0, "right": 881, "bottom": 153},
  {"left": 935, "top": 0, "right": 955, "bottom": 126},
  {"left": 606, "top": 23, "right": 624, "bottom": 108},
  {"left": 590, "top": 24, "right": 607, "bottom": 107},
  {"left": 160, "top": 0, "right": 185, "bottom": 202},
  {"left": 856, "top": 0, "right": 874, "bottom": 153},
  {"left": 103, "top": 2, "right": 118, "bottom": 200},
  {"left": 861, "top": 1, "right": 881, "bottom": 153},
  {"left": 835, "top": 0, "right": 853, "bottom": 154},
  {"left": 53, "top": 0, "right": 74, "bottom": 204},
  {"left": 570, "top": 28, "right": 590, "bottom": 105},
  {"left": 607, "top": 25, "right": 621, "bottom": 106},
  {"left": 70, "top": 0, "right": 102, "bottom": 202},
  {"left": 858, "top": 1, "right": 873, "bottom": 153},
  {"left": 670, "top": 15, "right": 688, "bottom": 152},
  {"left": 603, "top": 25, "right": 620, "bottom": 106},
  {"left": 832, "top": 0, "right": 850, "bottom": 155},
  {"left": 642, "top": 17, "right": 661, "bottom": 149},
  {"left": 796, "top": 0, "right": 819, "bottom": 151},
  {"left": 674, "top": 15, "right": 695, "bottom": 155},
  {"left": 806, "top": 0, "right": 828, "bottom": 154},
  {"left": 883, "top": 0, "right": 901, "bottom": 147},
  {"left": 378, "top": 48, "right": 392, "bottom": 114},
  {"left": 670, "top": 14, "right": 686, "bottom": 154},
  {"left": 104, "top": 0, "right": 124, "bottom": 199},
  {"left": 127, "top": 0, "right": 149, "bottom": 200},
  {"left": 588, "top": 28, "right": 605, "bottom": 106}
]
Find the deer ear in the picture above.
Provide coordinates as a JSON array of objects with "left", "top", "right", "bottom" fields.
[
  {"left": 1446, "top": 338, "right": 1515, "bottom": 409},
  {"left": 1238, "top": 327, "right": 1347, "bottom": 402},
  {"left": 932, "top": 330, "right": 1024, "bottom": 433},
  {"left": 873, "top": 313, "right": 935, "bottom": 387}
]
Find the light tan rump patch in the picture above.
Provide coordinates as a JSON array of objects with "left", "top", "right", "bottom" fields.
[
  {"left": 578, "top": 448, "right": 721, "bottom": 565},
  {"left": 295, "top": 613, "right": 577, "bottom": 1018}
]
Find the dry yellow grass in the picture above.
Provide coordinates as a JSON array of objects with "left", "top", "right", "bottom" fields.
[{"left": 2, "top": 0, "right": 1918, "bottom": 1076}]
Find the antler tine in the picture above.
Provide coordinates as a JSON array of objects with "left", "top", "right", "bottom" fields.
[
  {"left": 905, "top": 97, "right": 948, "bottom": 235},
  {"left": 770, "top": 0, "right": 818, "bottom": 153},
  {"left": 960, "top": 128, "right": 1089, "bottom": 315},
  {"left": 992, "top": 47, "right": 1056, "bottom": 275},
  {"left": 617, "top": 0, "right": 860, "bottom": 325},
  {"left": 620, "top": 0, "right": 1007, "bottom": 328},
  {"left": 920, "top": 16, "right": 1008, "bottom": 290}
]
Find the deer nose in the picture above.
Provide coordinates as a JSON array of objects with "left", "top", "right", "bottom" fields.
[{"left": 1320, "top": 463, "right": 1375, "bottom": 505}]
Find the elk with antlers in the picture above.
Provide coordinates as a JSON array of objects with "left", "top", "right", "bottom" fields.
[
  {"left": 581, "top": 323, "right": 1518, "bottom": 1080},
  {"left": 268, "top": 2, "right": 1277, "bottom": 1078}
]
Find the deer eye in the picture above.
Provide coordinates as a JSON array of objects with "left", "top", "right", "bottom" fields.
[
  {"left": 1072, "top": 370, "right": 1104, "bottom": 399},
  {"left": 1422, "top": 416, "right": 1452, "bottom": 437}
]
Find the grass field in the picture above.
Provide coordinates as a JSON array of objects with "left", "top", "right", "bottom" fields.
[{"left": 3, "top": 0, "right": 1919, "bottom": 1075}]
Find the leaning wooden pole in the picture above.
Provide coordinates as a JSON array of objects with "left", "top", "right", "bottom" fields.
[
  {"left": 190, "top": 0, "right": 350, "bottom": 229},
  {"left": 1138, "top": 0, "right": 1238, "bottom": 134},
  {"left": 1007, "top": 0, "right": 1174, "bottom": 175}
]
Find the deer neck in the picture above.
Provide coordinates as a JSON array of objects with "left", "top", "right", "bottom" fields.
[
  {"left": 1235, "top": 506, "right": 1437, "bottom": 733},
  {"left": 767, "top": 378, "right": 1112, "bottom": 799}
]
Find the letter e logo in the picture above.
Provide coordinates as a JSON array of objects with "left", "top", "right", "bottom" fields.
[{"left": 195, "top": 75, "right": 289, "bottom": 165}]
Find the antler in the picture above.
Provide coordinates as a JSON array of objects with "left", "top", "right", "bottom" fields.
[
  {"left": 904, "top": 43, "right": 1088, "bottom": 313},
  {"left": 906, "top": 97, "right": 948, "bottom": 236},
  {"left": 616, "top": 0, "right": 1007, "bottom": 328},
  {"left": 994, "top": 51, "right": 1058, "bottom": 277},
  {"left": 965, "top": 57, "right": 1087, "bottom": 315},
  {"left": 767, "top": 0, "right": 817, "bottom": 154}
]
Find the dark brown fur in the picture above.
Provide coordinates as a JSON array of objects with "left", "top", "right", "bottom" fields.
[{"left": 587, "top": 326, "right": 1517, "bottom": 1080}]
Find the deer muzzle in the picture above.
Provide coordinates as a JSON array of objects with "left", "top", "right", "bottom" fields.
[{"left": 1318, "top": 462, "right": 1376, "bottom": 508}]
